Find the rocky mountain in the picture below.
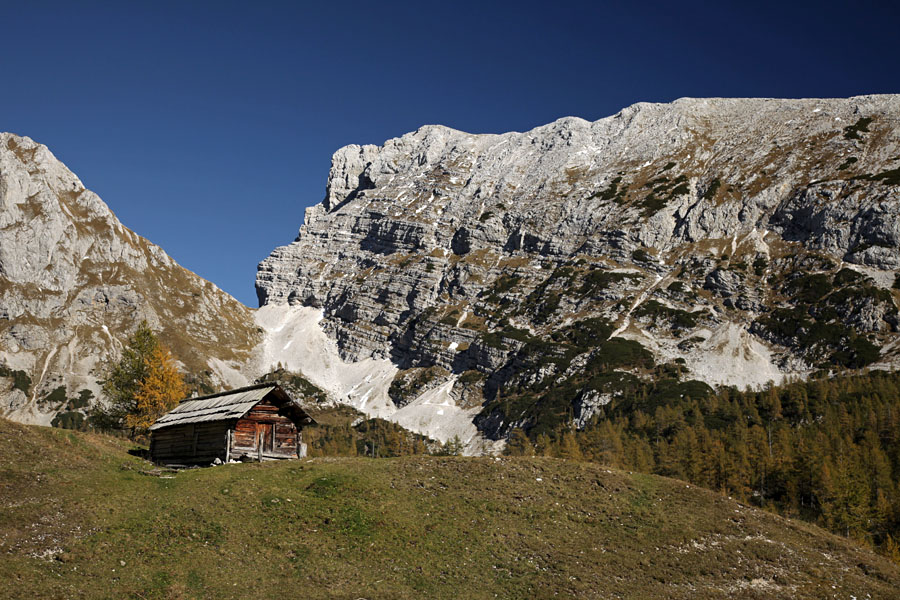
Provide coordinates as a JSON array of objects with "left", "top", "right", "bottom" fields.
[
  {"left": 257, "top": 95, "right": 900, "bottom": 445},
  {"left": 5, "top": 95, "right": 900, "bottom": 451},
  {"left": 0, "top": 133, "right": 261, "bottom": 425}
]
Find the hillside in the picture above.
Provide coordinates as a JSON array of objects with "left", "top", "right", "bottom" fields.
[
  {"left": 2, "top": 418, "right": 899, "bottom": 599},
  {"left": 256, "top": 95, "right": 900, "bottom": 447},
  {"left": 0, "top": 133, "right": 262, "bottom": 425}
]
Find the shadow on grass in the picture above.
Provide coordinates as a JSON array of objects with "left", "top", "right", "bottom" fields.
[{"left": 128, "top": 447, "right": 150, "bottom": 459}]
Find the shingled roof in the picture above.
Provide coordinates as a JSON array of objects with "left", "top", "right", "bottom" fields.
[{"left": 149, "top": 383, "right": 314, "bottom": 431}]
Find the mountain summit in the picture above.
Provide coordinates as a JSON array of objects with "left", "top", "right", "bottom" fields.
[
  {"left": 255, "top": 95, "right": 900, "bottom": 444},
  {"left": 0, "top": 133, "right": 260, "bottom": 424}
]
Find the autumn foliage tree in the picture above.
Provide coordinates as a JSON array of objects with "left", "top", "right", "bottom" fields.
[
  {"left": 95, "top": 321, "right": 187, "bottom": 437},
  {"left": 125, "top": 344, "right": 187, "bottom": 433},
  {"left": 510, "top": 370, "right": 900, "bottom": 563}
]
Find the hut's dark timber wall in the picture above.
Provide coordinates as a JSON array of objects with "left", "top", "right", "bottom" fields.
[
  {"left": 149, "top": 384, "right": 313, "bottom": 466},
  {"left": 150, "top": 421, "right": 231, "bottom": 465}
]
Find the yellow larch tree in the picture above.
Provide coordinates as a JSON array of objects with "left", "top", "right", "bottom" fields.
[{"left": 125, "top": 344, "right": 187, "bottom": 433}]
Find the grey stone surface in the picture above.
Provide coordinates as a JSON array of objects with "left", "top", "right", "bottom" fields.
[
  {"left": 0, "top": 133, "right": 261, "bottom": 424},
  {"left": 256, "top": 95, "right": 900, "bottom": 412},
  {"left": 6, "top": 94, "right": 900, "bottom": 443}
]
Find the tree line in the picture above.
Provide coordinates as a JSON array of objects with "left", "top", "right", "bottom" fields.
[
  {"left": 505, "top": 370, "right": 900, "bottom": 563},
  {"left": 85, "top": 322, "right": 900, "bottom": 562},
  {"left": 301, "top": 417, "right": 450, "bottom": 457}
]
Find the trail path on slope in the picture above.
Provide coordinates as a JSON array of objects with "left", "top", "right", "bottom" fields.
[{"left": 30, "top": 347, "right": 58, "bottom": 404}]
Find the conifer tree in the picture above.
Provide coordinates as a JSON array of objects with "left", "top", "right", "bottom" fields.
[
  {"left": 534, "top": 433, "right": 554, "bottom": 456},
  {"left": 94, "top": 321, "right": 186, "bottom": 437},
  {"left": 442, "top": 435, "right": 464, "bottom": 456},
  {"left": 594, "top": 420, "right": 625, "bottom": 467},
  {"left": 527, "top": 369, "right": 900, "bottom": 551},
  {"left": 883, "top": 534, "right": 900, "bottom": 565},
  {"left": 505, "top": 428, "right": 535, "bottom": 456},
  {"left": 557, "top": 431, "right": 583, "bottom": 461}
]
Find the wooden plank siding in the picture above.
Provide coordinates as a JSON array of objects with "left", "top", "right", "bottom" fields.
[
  {"left": 150, "top": 388, "right": 311, "bottom": 465},
  {"left": 233, "top": 419, "right": 259, "bottom": 449},
  {"left": 228, "top": 400, "right": 302, "bottom": 461},
  {"left": 150, "top": 421, "right": 230, "bottom": 465}
]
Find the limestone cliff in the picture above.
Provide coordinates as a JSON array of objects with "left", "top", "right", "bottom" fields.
[
  {"left": 5, "top": 95, "right": 900, "bottom": 448},
  {"left": 257, "top": 96, "right": 900, "bottom": 441},
  {"left": 0, "top": 133, "right": 261, "bottom": 425}
]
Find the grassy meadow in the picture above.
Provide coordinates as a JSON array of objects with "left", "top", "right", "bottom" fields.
[{"left": 1, "top": 417, "right": 899, "bottom": 599}]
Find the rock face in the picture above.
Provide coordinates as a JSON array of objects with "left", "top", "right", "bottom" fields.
[
  {"left": 0, "top": 133, "right": 261, "bottom": 425},
  {"left": 6, "top": 96, "right": 900, "bottom": 449},
  {"left": 258, "top": 95, "right": 900, "bottom": 441}
]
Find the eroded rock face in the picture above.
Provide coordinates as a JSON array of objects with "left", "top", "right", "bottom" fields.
[
  {"left": 257, "top": 96, "right": 900, "bottom": 439},
  {"left": 773, "top": 182, "right": 900, "bottom": 270},
  {"left": 0, "top": 133, "right": 261, "bottom": 424},
  {"left": 6, "top": 95, "right": 900, "bottom": 446}
]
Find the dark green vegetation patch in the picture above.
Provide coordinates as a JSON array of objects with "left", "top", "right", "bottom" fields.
[
  {"left": 752, "top": 268, "right": 896, "bottom": 369},
  {"left": 258, "top": 368, "right": 329, "bottom": 404},
  {"left": 639, "top": 174, "right": 688, "bottom": 217},
  {"left": 590, "top": 176, "right": 626, "bottom": 203},
  {"left": 480, "top": 274, "right": 521, "bottom": 305},
  {"left": 701, "top": 177, "right": 721, "bottom": 200},
  {"left": 388, "top": 365, "right": 449, "bottom": 406},
  {"left": 578, "top": 268, "right": 641, "bottom": 297},
  {"left": 843, "top": 116, "right": 874, "bottom": 140},
  {"left": 68, "top": 389, "right": 94, "bottom": 410},
  {"left": 634, "top": 299, "right": 698, "bottom": 330},
  {"left": 864, "top": 166, "right": 900, "bottom": 185},
  {"left": 0, "top": 364, "right": 32, "bottom": 395},
  {"left": 477, "top": 316, "right": 663, "bottom": 437},
  {"left": 50, "top": 411, "right": 86, "bottom": 430},
  {"left": 631, "top": 248, "right": 653, "bottom": 263},
  {"left": 838, "top": 156, "right": 858, "bottom": 170},
  {"left": 41, "top": 385, "right": 67, "bottom": 406}
]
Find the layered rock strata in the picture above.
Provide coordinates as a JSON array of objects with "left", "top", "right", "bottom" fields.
[{"left": 258, "top": 96, "right": 900, "bottom": 440}]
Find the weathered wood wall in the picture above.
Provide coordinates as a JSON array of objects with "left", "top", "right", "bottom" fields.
[
  {"left": 150, "top": 421, "right": 229, "bottom": 465},
  {"left": 230, "top": 400, "right": 300, "bottom": 460},
  {"left": 150, "top": 397, "right": 306, "bottom": 465}
]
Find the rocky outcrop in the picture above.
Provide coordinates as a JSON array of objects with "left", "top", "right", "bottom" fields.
[
  {"left": 257, "top": 95, "right": 900, "bottom": 440},
  {"left": 773, "top": 180, "right": 900, "bottom": 269},
  {"left": 0, "top": 133, "right": 261, "bottom": 425}
]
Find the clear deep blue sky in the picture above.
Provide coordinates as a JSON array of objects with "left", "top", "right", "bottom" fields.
[{"left": 3, "top": 1, "right": 898, "bottom": 306}]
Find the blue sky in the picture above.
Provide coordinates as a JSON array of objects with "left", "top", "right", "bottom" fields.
[{"left": 3, "top": 0, "right": 898, "bottom": 306}]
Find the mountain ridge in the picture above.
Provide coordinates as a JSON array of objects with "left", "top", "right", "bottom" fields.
[
  {"left": 0, "top": 132, "right": 261, "bottom": 425},
  {"left": 3, "top": 94, "right": 900, "bottom": 450},
  {"left": 255, "top": 94, "right": 900, "bottom": 445}
]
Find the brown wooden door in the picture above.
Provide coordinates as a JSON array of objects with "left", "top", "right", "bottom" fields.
[{"left": 257, "top": 423, "right": 272, "bottom": 454}]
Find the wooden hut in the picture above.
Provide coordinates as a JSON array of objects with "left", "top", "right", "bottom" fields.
[{"left": 149, "top": 383, "right": 315, "bottom": 466}]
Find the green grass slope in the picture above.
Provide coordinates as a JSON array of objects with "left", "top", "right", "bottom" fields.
[{"left": 1, "top": 418, "right": 899, "bottom": 599}]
